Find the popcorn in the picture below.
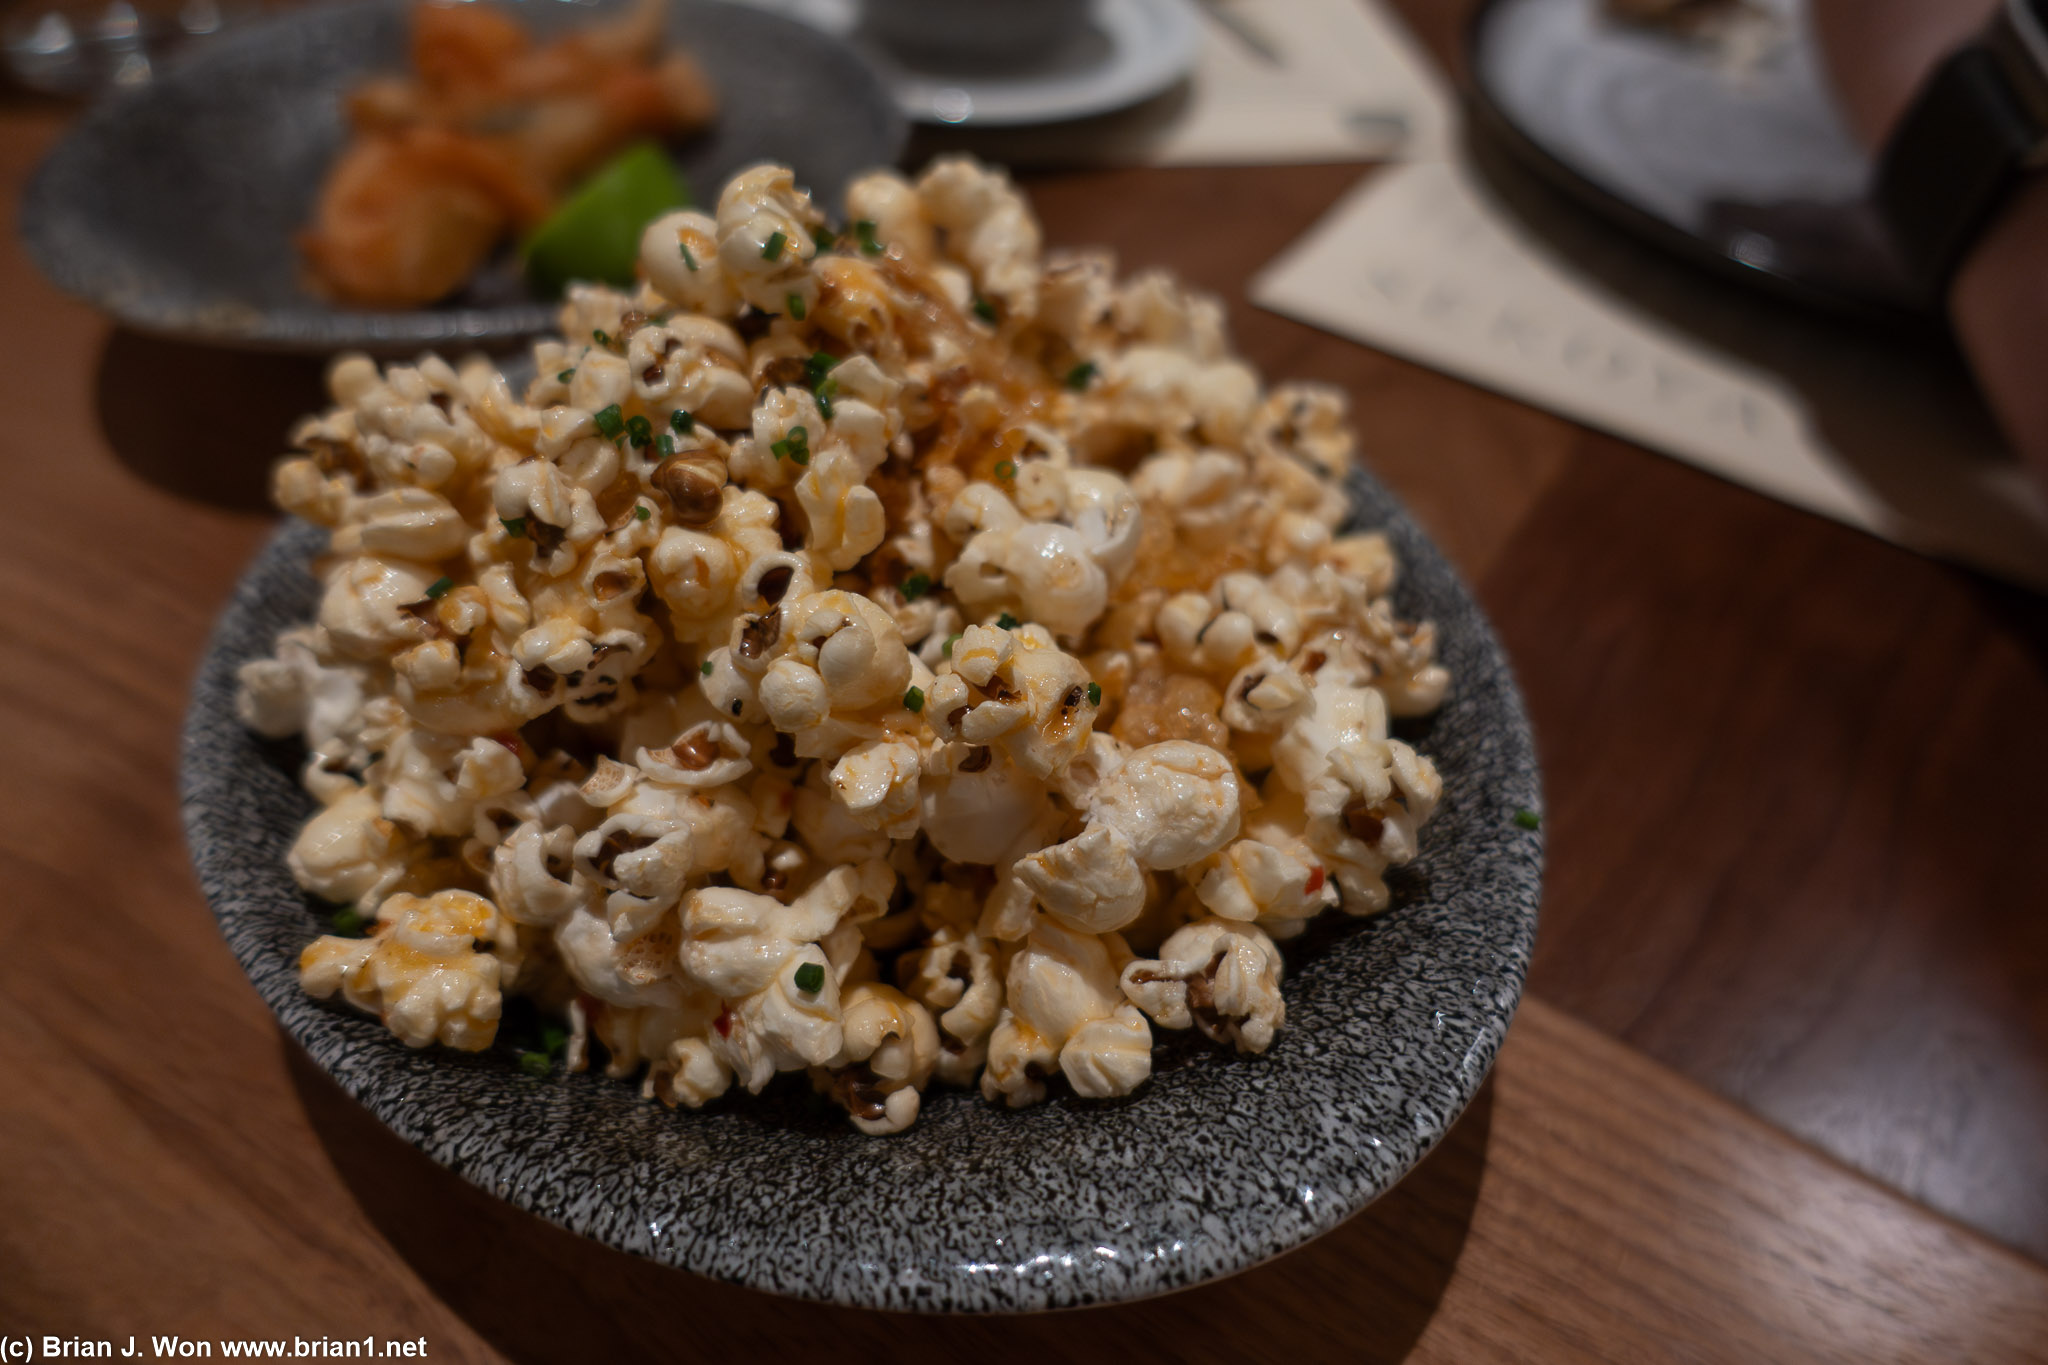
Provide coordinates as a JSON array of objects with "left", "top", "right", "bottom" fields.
[
  {"left": 1269, "top": 671, "right": 1443, "bottom": 913},
  {"left": 812, "top": 983, "right": 940, "bottom": 1134},
  {"left": 639, "top": 210, "right": 741, "bottom": 318},
  {"left": 736, "top": 589, "right": 914, "bottom": 752},
  {"left": 844, "top": 170, "right": 935, "bottom": 264},
  {"left": 287, "top": 786, "right": 412, "bottom": 908},
  {"left": 829, "top": 736, "right": 922, "bottom": 837},
  {"left": 896, "top": 923, "right": 1003, "bottom": 1086},
  {"left": 647, "top": 487, "right": 793, "bottom": 646},
  {"left": 1013, "top": 823, "right": 1148, "bottom": 934},
  {"left": 575, "top": 775, "right": 764, "bottom": 941},
  {"left": 317, "top": 555, "right": 443, "bottom": 661},
  {"left": 715, "top": 164, "right": 823, "bottom": 316},
  {"left": 246, "top": 157, "right": 1453, "bottom": 1133},
  {"left": 586, "top": 992, "right": 723, "bottom": 1100},
  {"left": 917, "top": 740, "right": 1060, "bottom": 866},
  {"left": 925, "top": 622, "right": 1098, "bottom": 780},
  {"left": 680, "top": 867, "right": 890, "bottom": 1091},
  {"left": 235, "top": 625, "right": 367, "bottom": 752},
  {"left": 1121, "top": 918, "right": 1286, "bottom": 1054},
  {"left": 635, "top": 317, "right": 756, "bottom": 431},
  {"left": 489, "top": 820, "right": 593, "bottom": 928},
  {"left": 1081, "top": 739, "right": 1243, "bottom": 868},
  {"left": 298, "top": 890, "right": 513, "bottom": 1050},
  {"left": 554, "top": 903, "right": 692, "bottom": 1010},
  {"left": 380, "top": 728, "right": 525, "bottom": 837},
  {"left": 1015, "top": 739, "right": 1239, "bottom": 935},
  {"left": 917, "top": 157, "right": 1042, "bottom": 318},
  {"left": 1192, "top": 829, "right": 1336, "bottom": 939},
  {"left": 983, "top": 918, "right": 1151, "bottom": 1106},
  {"left": 943, "top": 483, "right": 1110, "bottom": 637}
]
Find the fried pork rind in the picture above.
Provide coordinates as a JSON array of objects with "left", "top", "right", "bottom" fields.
[{"left": 245, "top": 156, "right": 1453, "bottom": 1132}]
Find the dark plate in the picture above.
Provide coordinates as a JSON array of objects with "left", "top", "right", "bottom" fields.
[
  {"left": 1468, "top": 0, "right": 1925, "bottom": 322},
  {"left": 181, "top": 469, "right": 1542, "bottom": 1311},
  {"left": 20, "top": 0, "right": 906, "bottom": 351}
]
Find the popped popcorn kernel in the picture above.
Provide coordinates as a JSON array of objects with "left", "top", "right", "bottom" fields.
[{"left": 242, "top": 157, "right": 1453, "bottom": 1132}]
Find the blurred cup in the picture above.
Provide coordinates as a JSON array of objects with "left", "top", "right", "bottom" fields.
[{"left": 861, "top": 0, "right": 1090, "bottom": 71}]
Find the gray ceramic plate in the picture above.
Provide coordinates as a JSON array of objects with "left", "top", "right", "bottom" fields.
[
  {"left": 1469, "top": 0, "right": 1921, "bottom": 320},
  {"left": 182, "top": 469, "right": 1541, "bottom": 1312},
  {"left": 20, "top": 0, "right": 906, "bottom": 352}
]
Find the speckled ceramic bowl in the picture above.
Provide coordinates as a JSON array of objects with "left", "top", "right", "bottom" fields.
[
  {"left": 181, "top": 468, "right": 1541, "bottom": 1312},
  {"left": 20, "top": 0, "right": 906, "bottom": 352}
]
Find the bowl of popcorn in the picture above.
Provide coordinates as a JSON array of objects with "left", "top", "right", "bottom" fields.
[{"left": 183, "top": 157, "right": 1542, "bottom": 1311}]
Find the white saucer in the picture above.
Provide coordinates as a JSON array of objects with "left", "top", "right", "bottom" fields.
[{"left": 740, "top": 0, "right": 1201, "bottom": 126}]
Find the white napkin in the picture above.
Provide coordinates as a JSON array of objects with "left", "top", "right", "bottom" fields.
[{"left": 1251, "top": 160, "right": 2048, "bottom": 592}]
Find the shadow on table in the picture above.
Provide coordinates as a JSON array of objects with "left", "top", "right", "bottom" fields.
[
  {"left": 94, "top": 327, "right": 328, "bottom": 514},
  {"left": 285, "top": 1035, "right": 1493, "bottom": 1363}
]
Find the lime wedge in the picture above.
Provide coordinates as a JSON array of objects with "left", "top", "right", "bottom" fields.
[{"left": 523, "top": 142, "right": 689, "bottom": 296}]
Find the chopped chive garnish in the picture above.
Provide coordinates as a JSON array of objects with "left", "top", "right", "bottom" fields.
[
  {"left": 541, "top": 1024, "right": 568, "bottom": 1055},
  {"left": 517, "top": 1051, "right": 552, "bottom": 1078},
  {"left": 657, "top": 433, "right": 676, "bottom": 458},
  {"left": 557, "top": 369, "right": 575, "bottom": 383},
  {"left": 700, "top": 659, "right": 715, "bottom": 676},
  {"left": 1513, "top": 808, "right": 1542, "bottom": 830},
  {"left": 671, "top": 409, "right": 696, "bottom": 434},
  {"left": 772, "top": 424, "right": 811, "bottom": 465},
  {"left": 787, "top": 292, "right": 807, "bottom": 321},
  {"left": 680, "top": 242, "right": 699, "bottom": 271},
  {"left": 973, "top": 297, "right": 997, "bottom": 323},
  {"left": 994, "top": 460, "right": 1016, "bottom": 481},
  {"left": 593, "top": 329, "right": 612, "bottom": 348},
  {"left": 942, "top": 632, "right": 962, "bottom": 658},
  {"left": 996, "top": 611, "right": 1019, "bottom": 630},
  {"left": 330, "top": 906, "right": 365, "bottom": 936},
  {"left": 425, "top": 576, "right": 455, "bottom": 599},
  {"left": 793, "top": 961, "right": 825, "bottom": 993},
  {"left": 811, "top": 225, "right": 836, "bottom": 252},
  {"left": 854, "top": 219, "right": 882, "bottom": 255},
  {"left": 900, "top": 572, "right": 931, "bottom": 601},
  {"left": 1065, "top": 361, "right": 1097, "bottom": 390},
  {"left": 807, "top": 351, "right": 840, "bottom": 418},
  {"left": 635, "top": 505, "right": 651, "bottom": 522},
  {"left": 761, "top": 230, "right": 788, "bottom": 261},
  {"left": 501, "top": 516, "right": 527, "bottom": 538},
  {"left": 903, "top": 685, "right": 925, "bottom": 713},
  {"left": 1086, "top": 681, "right": 1102, "bottom": 706},
  {"left": 593, "top": 404, "right": 625, "bottom": 439},
  {"left": 626, "top": 414, "right": 653, "bottom": 446}
]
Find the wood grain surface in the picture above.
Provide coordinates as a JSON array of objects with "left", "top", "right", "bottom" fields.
[{"left": 6, "top": 0, "right": 2048, "bottom": 1350}]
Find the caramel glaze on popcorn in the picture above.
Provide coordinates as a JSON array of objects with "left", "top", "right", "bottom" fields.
[{"left": 237, "top": 156, "right": 1453, "bottom": 1134}]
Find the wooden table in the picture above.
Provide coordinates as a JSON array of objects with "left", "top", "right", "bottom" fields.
[{"left": 6, "top": 5, "right": 2048, "bottom": 1356}]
